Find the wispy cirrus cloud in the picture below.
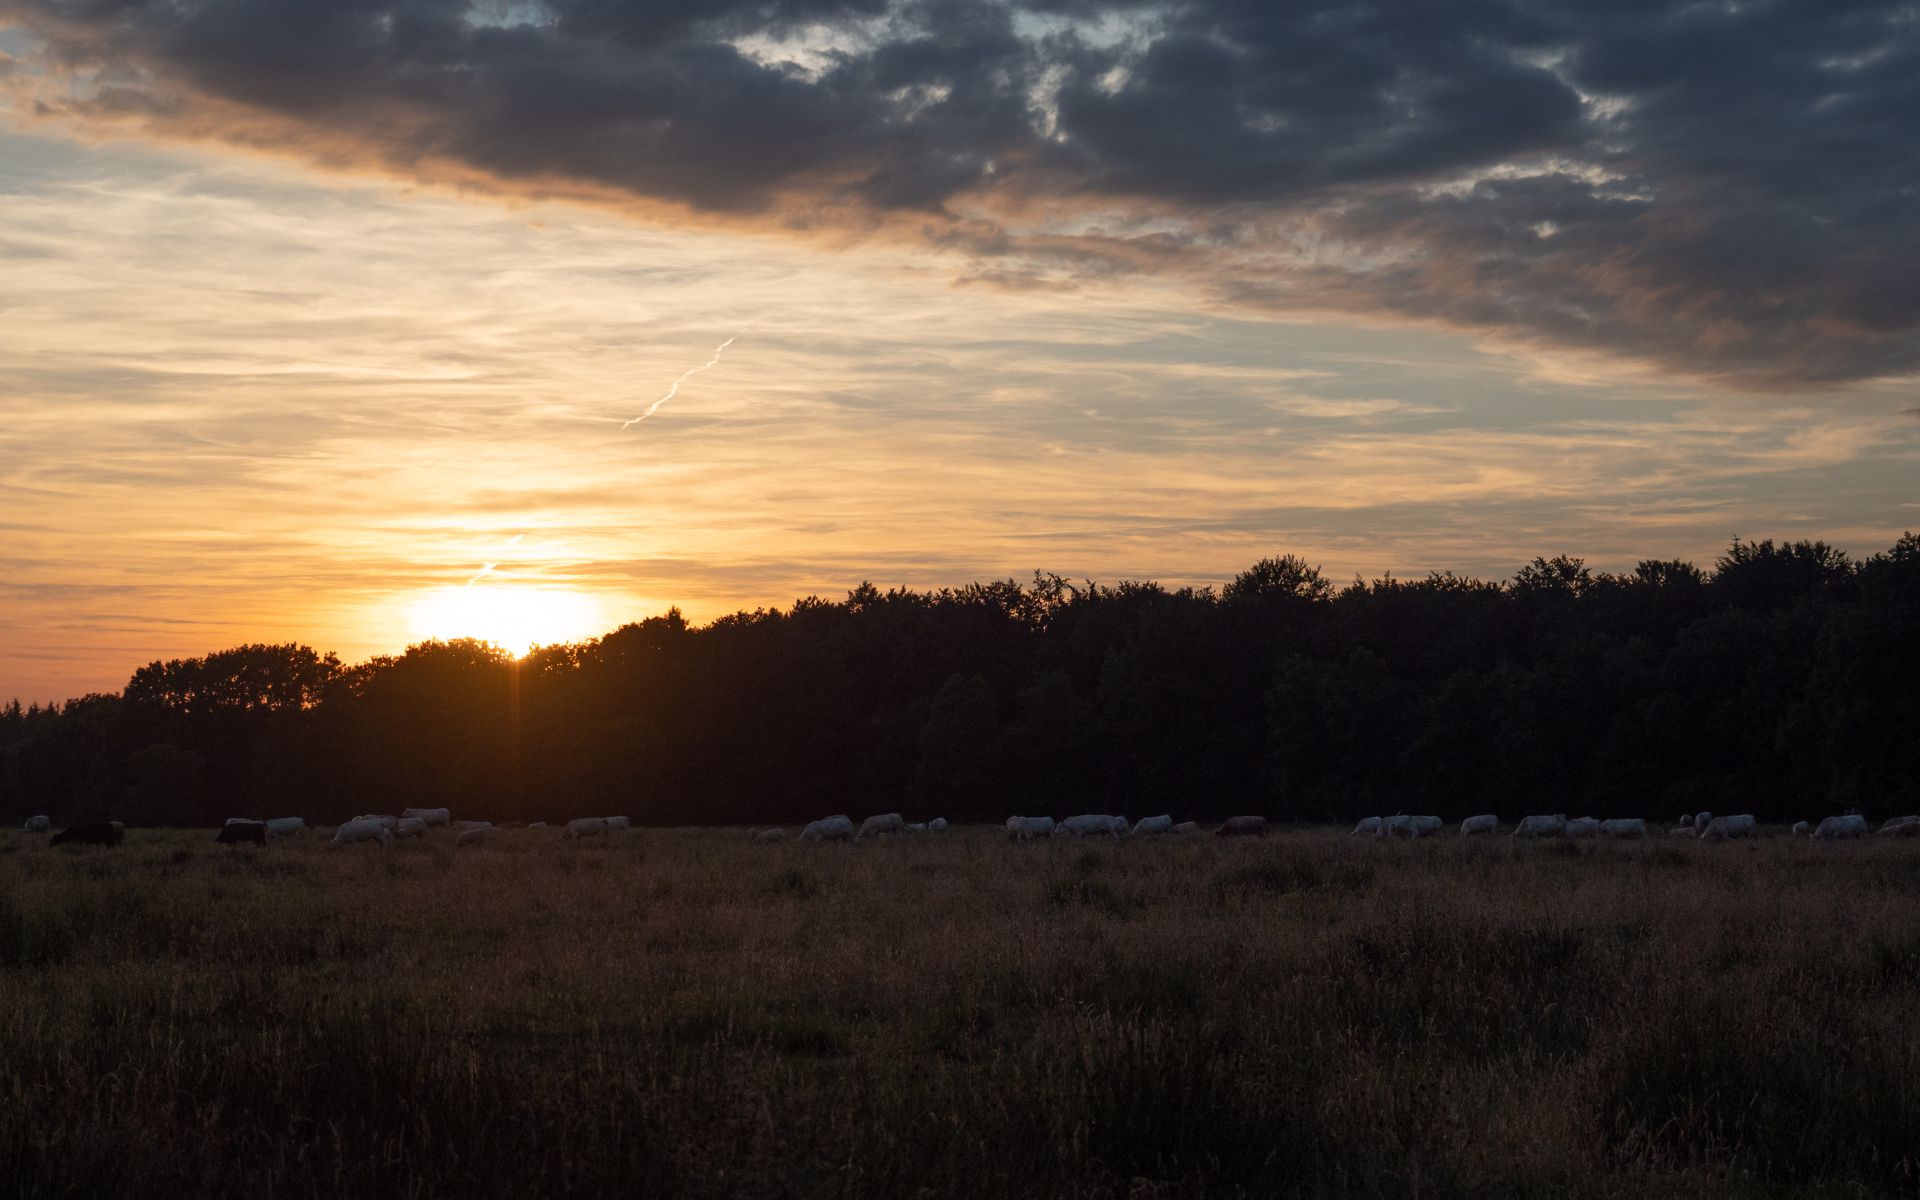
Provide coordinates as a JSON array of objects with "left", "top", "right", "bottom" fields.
[{"left": 2, "top": 0, "right": 1916, "bottom": 386}]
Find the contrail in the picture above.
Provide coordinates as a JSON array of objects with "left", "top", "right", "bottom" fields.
[
  {"left": 464, "top": 534, "right": 524, "bottom": 586},
  {"left": 622, "top": 336, "right": 735, "bottom": 429}
]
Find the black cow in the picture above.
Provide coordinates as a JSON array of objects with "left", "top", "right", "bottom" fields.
[
  {"left": 49, "top": 821, "right": 125, "bottom": 848},
  {"left": 216, "top": 822, "right": 267, "bottom": 846}
]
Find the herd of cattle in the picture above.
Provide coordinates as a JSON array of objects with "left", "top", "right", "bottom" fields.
[{"left": 16, "top": 810, "right": 1920, "bottom": 845}]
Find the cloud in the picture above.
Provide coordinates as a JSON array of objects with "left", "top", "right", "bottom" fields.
[{"left": 5, "top": 1, "right": 1918, "bottom": 385}]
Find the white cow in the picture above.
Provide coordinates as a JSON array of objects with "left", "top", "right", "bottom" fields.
[
  {"left": 1171, "top": 821, "right": 1199, "bottom": 835},
  {"left": 1005, "top": 816, "right": 1056, "bottom": 841},
  {"left": 1565, "top": 817, "right": 1602, "bottom": 838},
  {"left": 1460, "top": 815, "right": 1498, "bottom": 836},
  {"left": 858, "top": 813, "right": 906, "bottom": 840},
  {"left": 1384, "top": 815, "right": 1443, "bottom": 838},
  {"left": 402, "top": 807, "right": 451, "bottom": 827},
  {"left": 1216, "top": 816, "right": 1268, "bottom": 838},
  {"left": 224, "top": 817, "right": 260, "bottom": 826},
  {"left": 905, "top": 822, "right": 928, "bottom": 832},
  {"left": 605, "top": 816, "right": 631, "bottom": 830},
  {"left": 1351, "top": 816, "right": 1383, "bottom": 836},
  {"left": 1513, "top": 814, "right": 1568, "bottom": 838},
  {"left": 353, "top": 814, "right": 399, "bottom": 831},
  {"left": 1678, "top": 813, "right": 1695, "bottom": 829},
  {"left": 528, "top": 822, "right": 547, "bottom": 830},
  {"left": 927, "top": 817, "right": 948, "bottom": 832},
  {"left": 562, "top": 817, "right": 609, "bottom": 840},
  {"left": 1695, "top": 811, "right": 1713, "bottom": 833},
  {"left": 1813, "top": 814, "right": 1868, "bottom": 840},
  {"left": 1668, "top": 827, "right": 1696, "bottom": 837},
  {"left": 800, "top": 815, "right": 855, "bottom": 842},
  {"left": 455, "top": 827, "right": 488, "bottom": 848},
  {"left": 23, "top": 815, "right": 51, "bottom": 833},
  {"left": 752, "top": 828, "right": 787, "bottom": 844},
  {"left": 395, "top": 817, "right": 428, "bottom": 839},
  {"left": 332, "top": 818, "right": 393, "bottom": 848},
  {"left": 265, "top": 817, "right": 306, "bottom": 837},
  {"left": 1600, "top": 818, "right": 1648, "bottom": 839},
  {"left": 1791, "top": 820, "right": 1810, "bottom": 836},
  {"left": 1055, "top": 814, "right": 1124, "bottom": 840},
  {"left": 1699, "top": 814, "right": 1756, "bottom": 841},
  {"left": 1878, "top": 815, "right": 1920, "bottom": 836},
  {"left": 1131, "top": 815, "right": 1174, "bottom": 836}
]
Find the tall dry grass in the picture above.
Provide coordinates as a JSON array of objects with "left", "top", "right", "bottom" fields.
[{"left": 2, "top": 826, "right": 1918, "bottom": 1198}]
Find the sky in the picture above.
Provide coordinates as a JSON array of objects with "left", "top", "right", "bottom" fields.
[{"left": 2, "top": 0, "right": 1917, "bottom": 702}]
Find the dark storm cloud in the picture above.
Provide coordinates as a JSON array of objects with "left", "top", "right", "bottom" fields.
[{"left": 6, "top": 0, "right": 1917, "bottom": 384}]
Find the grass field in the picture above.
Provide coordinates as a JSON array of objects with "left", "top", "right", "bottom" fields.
[{"left": 4, "top": 824, "right": 1920, "bottom": 1198}]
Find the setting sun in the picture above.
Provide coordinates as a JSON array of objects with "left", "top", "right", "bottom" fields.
[{"left": 406, "top": 585, "right": 606, "bottom": 658}]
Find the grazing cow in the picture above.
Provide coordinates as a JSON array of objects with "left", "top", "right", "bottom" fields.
[
  {"left": 858, "top": 813, "right": 906, "bottom": 840},
  {"left": 265, "top": 817, "right": 306, "bottom": 837},
  {"left": 452, "top": 820, "right": 493, "bottom": 833},
  {"left": 216, "top": 822, "right": 266, "bottom": 846},
  {"left": 1695, "top": 811, "right": 1713, "bottom": 833},
  {"left": 394, "top": 817, "right": 429, "bottom": 839},
  {"left": 1565, "top": 817, "right": 1602, "bottom": 838},
  {"left": 1513, "top": 814, "right": 1568, "bottom": 839},
  {"left": 1131, "top": 815, "right": 1174, "bottom": 836},
  {"left": 23, "top": 815, "right": 50, "bottom": 833},
  {"left": 49, "top": 821, "right": 125, "bottom": 848},
  {"left": 800, "top": 815, "right": 856, "bottom": 842},
  {"left": 1382, "top": 814, "right": 1443, "bottom": 833},
  {"left": 353, "top": 814, "right": 399, "bottom": 831},
  {"left": 332, "top": 818, "right": 393, "bottom": 848},
  {"left": 455, "top": 828, "right": 488, "bottom": 848},
  {"left": 1054, "top": 814, "right": 1124, "bottom": 840},
  {"left": 752, "top": 828, "right": 787, "bottom": 844},
  {"left": 562, "top": 817, "right": 609, "bottom": 840},
  {"left": 1600, "top": 818, "right": 1648, "bottom": 839},
  {"left": 1878, "top": 816, "right": 1920, "bottom": 837},
  {"left": 402, "top": 807, "right": 451, "bottom": 827},
  {"left": 1791, "top": 821, "right": 1810, "bottom": 836},
  {"left": 224, "top": 817, "right": 257, "bottom": 825},
  {"left": 1216, "top": 816, "right": 1268, "bottom": 838},
  {"left": 528, "top": 822, "right": 547, "bottom": 830},
  {"left": 1813, "top": 815, "right": 1868, "bottom": 840},
  {"left": 1460, "top": 815, "right": 1498, "bottom": 836},
  {"left": 1171, "top": 821, "right": 1199, "bottom": 835},
  {"left": 1005, "top": 816, "right": 1055, "bottom": 842},
  {"left": 1668, "top": 827, "right": 1695, "bottom": 837},
  {"left": 927, "top": 818, "right": 948, "bottom": 832},
  {"left": 606, "top": 816, "right": 630, "bottom": 830},
  {"left": 1678, "top": 813, "right": 1695, "bottom": 828},
  {"left": 905, "top": 822, "right": 928, "bottom": 832},
  {"left": 1699, "top": 814, "right": 1756, "bottom": 841},
  {"left": 1351, "top": 817, "right": 1383, "bottom": 836}
]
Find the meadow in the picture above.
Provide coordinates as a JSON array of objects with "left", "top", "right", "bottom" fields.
[{"left": 3, "top": 825, "right": 1919, "bottom": 1199}]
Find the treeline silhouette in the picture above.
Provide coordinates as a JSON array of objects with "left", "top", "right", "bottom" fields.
[{"left": 5, "top": 536, "right": 1916, "bottom": 829}]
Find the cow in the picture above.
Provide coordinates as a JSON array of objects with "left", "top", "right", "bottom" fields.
[
  {"left": 1565, "top": 817, "right": 1602, "bottom": 838},
  {"left": 392, "top": 817, "right": 428, "bottom": 839},
  {"left": 1878, "top": 816, "right": 1920, "bottom": 837},
  {"left": 455, "top": 828, "right": 488, "bottom": 848},
  {"left": 1171, "top": 821, "right": 1199, "bottom": 835},
  {"left": 562, "top": 817, "right": 609, "bottom": 840},
  {"left": 216, "top": 822, "right": 267, "bottom": 846},
  {"left": 1384, "top": 815, "right": 1443, "bottom": 838},
  {"left": 402, "top": 807, "right": 451, "bottom": 827},
  {"left": 927, "top": 818, "right": 949, "bottom": 832},
  {"left": 858, "top": 813, "right": 906, "bottom": 840},
  {"left": 1668, "top": 827, "right": 1695, "bottom": 837},
  {"left": 1131, "top": 815, "right": 1174, "bottom": 836},
  {"left": 1216, "top": 816, "right": 1268, "bottom": 838},
  {"left": 223, "top": 817, "right": 257, "bottom": 825},
  {"left": 353, "top": 814, "right": 398, "bottom": 831},
  {"left": 752, "top": 828, "right": 787, "bottom": 844},
  {"left": 800, "top": 816, "right": 855, "bottom": 842},
  {"left": 1460, "top": 815, "right": 1498, "bottom": 836},
  {"left": 1600, "top": 818, "right": 1648, "bottom": 839},
  {"left": 1005, "top": 816, "right": 1055, "bottom": 842},
  {"left": 1791, "top": 820, "right": 1810, "bottom": 836},
  {"left": 528, "top": 822, "right": 547, "bottom": 830},
  {"left": 1513, "top": 814, "right": 1568, "bottom": 839},
  {"left": 1699, "top": 814, "right": 1756, "bottom": 841},
  {"left": 1054, "top": 814, "right": 1123, "bottom": 840},
  {"left": 1813, "top": 814, "right": 1868, "bottom": 840},
  {"left": 265, "top": 817, "right": 306, "bottom": 837},
  {"left": 1695, "top": 812, "right": 1713, "bottom": 833},
  {"left": 1678, "top": 813, "right": 1695, "bottom": 828},
  {"left": 332, "top": 818, "right": 393, "bottom": 848},
  {"left": 1351, "top": 817, "right": 1383, "bottom": 836},
  {"left": 49, "top": 821, "right": 125, "bottom": 848},
  {"left": 606, "top": 816, "right": 630, "bottom": 831},
  {"left": 23, "top": 815, "right": 50, "bottom": 833}
]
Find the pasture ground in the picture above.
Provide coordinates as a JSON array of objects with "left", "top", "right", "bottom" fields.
[{"left": 3, "top": 825, "right": 1919, "bottom": 1198}]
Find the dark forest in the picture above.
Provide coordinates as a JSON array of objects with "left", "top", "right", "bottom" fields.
[{"left": 6, "top": 535, "right": 1916, "bottom": 829}]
